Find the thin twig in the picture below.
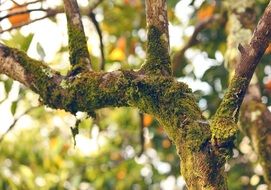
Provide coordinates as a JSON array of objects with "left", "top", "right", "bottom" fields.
[
  {"left": 138, "top": 112, "right": 145, "bottom": 156},
  {"left": 0, "top": 0, "right": 44, "bottom": 11},
  {"left": 172, "top": 15, "right": 220, "bottom": 73},
  {"left": 0, "top": 8, "right": 47, "bottom": 21},
  {"left": 89, "top": 0, "right": 104, "bottom": 13},
  {"left": 89, "top": 12, "right": 105, "bottom": 70},
  {"left": 0, "top": 106, "right": 38, "bottom": 143},
  {"left": 0, "top": 8, "right": 61, "bottom": 33},
  {"left": 0, "top": 1, "right": 103, "bottom": 34}
]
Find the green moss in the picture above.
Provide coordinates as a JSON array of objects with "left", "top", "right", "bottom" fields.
[
  {"left": 67, "top": 22, "right": 90, "bottom": 74},
  {"left": 211, "top": 117, "right": 238, "bottom": 142},
  {"left": 125, "top": 75, "right": 211, "bottom": 150},
  {"left": 211, "top": 76, "right": 247, "bottom": 143},
  {"left": 141, "top": 26, "right": 171, "bottom": 75}
]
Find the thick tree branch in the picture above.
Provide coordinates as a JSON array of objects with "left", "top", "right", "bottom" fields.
[
  {"left": 211, "top": 1, "right": 271, "bottom": 143},
  {"left": 140, "top": 0, "right": 171, "bottom": 76},
  {"left": 63, "top": 0, "right": 92, "bottom": 75},
  {"left": 0, "top": 43, "right": 197, "bottom": 116},
  {"left": 0, "top": 43, "right": 228, "bottom": 189}
]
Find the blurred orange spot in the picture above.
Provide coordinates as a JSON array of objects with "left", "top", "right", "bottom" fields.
[
  {"left": 143, "top": 114, "right": 153, "bottom": 127},
  {"left": 162, "top": 139, "right": 171, "bottom": 148},
  {"left": 265, "top": 43, "right": 271, "bottom": 54},
  {"left": 117, "top": 37, "right": 126, "bottom": 51},
  {"left": 116, "top": 170, "right": 126, "bottom": 180},
  {"left": 197, "top": 4, "right": 215, "bottom": 21},
  {"left": 8, "top": 4, "right": 30, "bottom": 26},
  {"left": 265, "top": 80, "right": 271, "bottom": 90}
]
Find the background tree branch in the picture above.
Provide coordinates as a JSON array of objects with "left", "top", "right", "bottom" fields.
[{"left": 211, "top": 1, "right": 271, "bottom": 144}]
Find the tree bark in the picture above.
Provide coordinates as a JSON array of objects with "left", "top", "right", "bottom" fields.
[
  {"left": 0, "top": 1, "right": 271, "bottom": 189},
  {"left": 223, "top": 0, "right": 271, "bottom": 186}
]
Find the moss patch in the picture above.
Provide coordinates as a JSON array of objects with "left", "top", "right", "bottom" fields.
[
  {"left": 211, "top": 76, "right": 247, "bottom": 144},
  {"left": 141, "top": 26, "right": 171, "bottom": 75},
  {"left": 67, "top": 22, "right": 90, "bottom": 75}
]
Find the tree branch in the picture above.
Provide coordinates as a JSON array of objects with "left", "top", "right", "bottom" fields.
[
  {"left": 0, "top": 8, "right": 47, "bottom": 21},
  {"left": 0, "top": 43, "right": 196, "bottom": 116},
  {"left": 211, "top": 1, "right": 271, "bottom": 143},
  {"left": 89, "top": 12, "right": 105, "bottom": 70},
  {"left": 140, "top": 0, "right": 171, "bottom": 76},
  {"left": 0, "top": 8, "right": 62, "bottom": 33},
  {"left": 63, "top": 0, "right": 92, "bottom": 75},
  {"left": 0, "top": 106, "right": 38, "bottom": 143},
  {"left": 0, "top": 0, "right": 103, "bottom": 34},
  {"left": 172, "top": 15, "right": 220, "bottom": 75},
  {"left": 240, "top": 85, "right": 271, "bottom": 186}
]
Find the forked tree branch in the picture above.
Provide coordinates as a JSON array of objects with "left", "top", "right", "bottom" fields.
[
  {"left": 211, "top": 1, "right": 271, "bottom": 143},
  {"left": 140, "top": 0, "right": 171, "bottom": 76},
  {"left": 63, "top": 0, "right": 92, "bottom": 75}
]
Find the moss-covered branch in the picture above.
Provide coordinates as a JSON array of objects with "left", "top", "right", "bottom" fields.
[
  {"left": 0, "top": 43, "right": 233, "bottom": 188},
  {"left": 211, "top": 1, "right": 271, "bottom": 143},
  {"left": 140, "top": 0, "right": 171, "bottom": 76},
  {"left": 63, "top": 0, "right": 92, "bottom": 75}
]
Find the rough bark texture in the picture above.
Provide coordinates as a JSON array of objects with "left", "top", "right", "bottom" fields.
[
  {"left": 63, "top": 0, "right": 92, "bottom": 75},
  {"left": 211, "top": 1, "right": 271, "bottom": 145},
  {"left": 141, "top": 0, "right": 171, "bottom": 76},
  {"left": 0, "top": 1, "right": 271, "bottom": 189},
  {"left": 222, "top": 0, "right": 271, "bottom": 186}
]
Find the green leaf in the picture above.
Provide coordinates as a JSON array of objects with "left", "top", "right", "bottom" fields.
[
  {"left": 2, "top": 32, "right": 33, "bottom": 52},
  {"left": 11, "top": 101, "right": 18, "bottom": 115},
  {"left": 36, "top": 42, "right": 46, "bottom": 59},
  {"left": 4, "top": 79, "right": 13, "bottom": 94}
]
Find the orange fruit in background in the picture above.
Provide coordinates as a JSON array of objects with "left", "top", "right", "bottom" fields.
[
  {"left": 197, "top": 4, "right": 215, "bottom": 21},
  {"left": 265, "top": 43, "right": 271, "bottom": 54},
  {"left": 265, "top": 80, "right": 271, "bottom": 90},
  {"left": 143, "top": 114, "right": 153, "bottom": 127},
  {"left": 8, "top": 4, "right": 30, "bottom": 26}
]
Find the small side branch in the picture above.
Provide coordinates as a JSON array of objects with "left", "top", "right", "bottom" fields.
[
  {"left": 172, "top": 15, "right": 220, "bottom": 74},
  {"left": 141, "top": 0, "right": 171, "bottom": 76},
  {"left": 0, "top": 8, "right": 61, "bottom": 34},
  {"left": 0, "top": 107, "right": 38, "bottom": 143},
  {"left": 89, "top": 12, "right": 105, "bottom": 70},
  {"left": 211, "top": 1, "right": 271, "bottom": 143},
  {"left": 63, "top": 0, "right": 92, "bottom": 75}
]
